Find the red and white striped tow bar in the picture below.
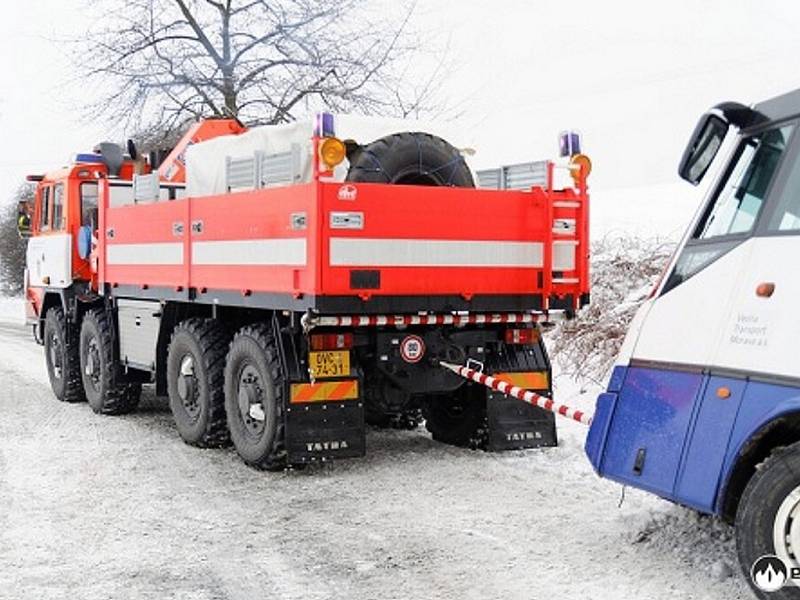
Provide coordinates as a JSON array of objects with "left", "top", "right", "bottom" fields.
[{"left": 439, "top": 361, "right": 593, "bottom": 427}]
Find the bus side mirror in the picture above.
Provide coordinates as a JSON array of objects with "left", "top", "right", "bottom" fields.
[
  {"left": 678, "top": 114, "right": 729, "bottom": 185},
  {"left": 16, "top": 200, "right": 32, "bottom": 239}
]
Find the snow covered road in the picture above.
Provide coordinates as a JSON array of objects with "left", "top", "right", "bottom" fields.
[{"left": 0, "top": 309, "right": 751, "bottom": 600}]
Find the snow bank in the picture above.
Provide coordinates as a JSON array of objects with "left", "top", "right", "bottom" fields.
[
  {"left": 0, "top": 295, "right": 24, "bottom": 325},
  {"left": 550, "top": 236, "right": 674, "bottom": 382}
]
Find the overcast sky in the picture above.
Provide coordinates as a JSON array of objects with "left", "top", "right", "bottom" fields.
[{"left": 2, "top": 0, "right": 800, "bottom": 203}]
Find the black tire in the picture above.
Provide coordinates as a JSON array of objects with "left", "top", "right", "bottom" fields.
[
  {"left": 43, "top": 307, "right": 85, "bottom": 403},
  {"left": 167, "top": 318, "right": 230, "bottom": 447},
  {"left": 346, "top": 132, "right": 475, "bottom": 188},
  {"left": 736, "top": 442, "right": 800, "bottom": 599},
  {"left": 224, "top": 324, "right": 286, "bottom": 471},
  {"left": 424, "top": 383, "right": 487, "bottom": 449},
  {"left": 79, "top": 308, "right": 141, "bottom": 415}
]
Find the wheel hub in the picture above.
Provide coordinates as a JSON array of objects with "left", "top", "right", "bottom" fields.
[
  {"left": 773, "top": 484, "right": 800, "bottom": 586},
  {"left": 49, "top": 333, "right": 62, "bottom": 379},
  {"left": 237, "top": 364, "right": 266, "bottom": 434},
  {"left": 177, "top": 355, "right": 200, "bottom": 417},
  {"left": 84, "top": 338, "right": 101, "bottom": 390}
]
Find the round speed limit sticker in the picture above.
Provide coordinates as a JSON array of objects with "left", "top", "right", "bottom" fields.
[{"left": 400, "top": 335, "right": 425, "bottom": 363}]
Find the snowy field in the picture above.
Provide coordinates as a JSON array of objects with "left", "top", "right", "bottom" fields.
[
  {"left": 0, "top": 326, "right": 751, "bottom": 596},
  {"left": 0, "top": 183, "right": 752, "bottom": 599}
]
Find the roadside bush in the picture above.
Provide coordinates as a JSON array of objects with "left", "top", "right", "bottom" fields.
[
  {"left": 549, "top": 235, "right": 675, "bottom": 384},
  {"left": 0, "top": 184, "right": 34, "bottom": 296}
]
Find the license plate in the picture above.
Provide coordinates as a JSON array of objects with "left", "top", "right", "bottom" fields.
[{"left": 308, "top": 350, "right": 350, "bottom": 379}]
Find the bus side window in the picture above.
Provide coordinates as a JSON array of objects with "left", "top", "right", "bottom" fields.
[
  {"left": 39, "top": 186, "right": 51, "bottom": 232},
  {"left": 767, "top": 147, "right": 800, "bottom": 232},
  {"left": 52, "top": 183, "right": 65, "bottom": 230}
]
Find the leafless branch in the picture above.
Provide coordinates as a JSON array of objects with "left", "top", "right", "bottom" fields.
[{"left": 70, "top": 0, "right": 451, "bottom": 140}]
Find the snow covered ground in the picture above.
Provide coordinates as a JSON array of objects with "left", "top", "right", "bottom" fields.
[
  {"left": 0, "top": 295, "right": 24, "bottom": 325},
  {"left": 0, "top": 292, "right": 751, "bottom": 599}
]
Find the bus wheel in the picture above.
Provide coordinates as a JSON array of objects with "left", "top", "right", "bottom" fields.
[
  {"left": 43, "top": 306, "right": 85, "bottom": 403},
  {"left": 167, "top": 319, "right": 230, "bottom": 447},
  {"left": 79, "top": 309, "right": 141, "bottom": 415},
  {"left": 224, "top": 324, "right": 286, "bottom": 471},
  {"left": 736, "top": 441, "right": 800, "bottom": 599},
  {"left": 424, "top": 382, "right": 487, "bottom": 449}
]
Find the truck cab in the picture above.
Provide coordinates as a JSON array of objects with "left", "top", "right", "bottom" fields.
[
  {"left": 24, "top": 164, "right": 106, "bottom": 323},
  {"left": 586, "top": 88, "right": 800, "bottom": 596}
]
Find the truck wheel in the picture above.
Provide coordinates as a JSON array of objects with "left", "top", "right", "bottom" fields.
[
  {"left": 346, "top": 132, "right": 475, "bottom": 188},
  {"left": 224, "top": 324, "right": 286, "bottom": 471},
  {"left": 424, "top": 383, "right": 487, "bottom": 449},
  {"left": 736, "top": 442, "right": 800, "bottom": 598},
  {"left": 79, "top": 309, "right": 141, "bottom": 415},
  {"left": 167, "top": 319, "right": 230, "bottom": 447},
  {"left": 43, "top": 307, "right": 85, "bottom": 403}
]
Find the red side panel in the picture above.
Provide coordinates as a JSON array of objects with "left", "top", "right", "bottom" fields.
[
  {"left": 318, "top": 182, "right": 567, "bottom": 298},
  {"left": 103, "top": 200, "right": 189, "bottom": 290},
  {"left": 188, "top": 184, "right": 318, "bottom": 296},
  {"left": 99, "top": 178, "right": 589, "bottom": 311}
]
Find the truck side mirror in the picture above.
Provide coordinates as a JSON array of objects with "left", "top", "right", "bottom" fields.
[
  {"left": 16, "top": 200, "right": 32, "bottom": 238},
  {"left": 678, "top": 113, "right": 729, "bottom": 185}
]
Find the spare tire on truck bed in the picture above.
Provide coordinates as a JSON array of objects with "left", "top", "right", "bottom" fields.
[{"left": 346, "top": 132, "right": 474, "bottom": 187}]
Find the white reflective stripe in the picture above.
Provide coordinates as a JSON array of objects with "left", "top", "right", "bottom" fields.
[
  {"left": 107, "top": 242, "right": 184, "bottom": 265},
  {"left": 329, "top": 238, "right": 543, "bottom": 267},
  {"left": 192, "top": 238, "right": 306, "bottom": 266},
  {"left": 553, "top": 240, "right": 578, "bottom": 271}
]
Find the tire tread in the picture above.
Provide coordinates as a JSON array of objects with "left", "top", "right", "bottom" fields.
[
  {"left": 168, "top": 318, "right": 230, "bottom": 447},
  {"left": 225, "top": 323, "right": 287, "bottom": 471},
  {"left": 82, "top": 308, "right": 141, "bottom": 415}
]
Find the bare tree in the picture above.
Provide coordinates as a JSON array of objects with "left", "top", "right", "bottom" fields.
[
  {"left": 75, "top": 0, "right": 446, "bottom": 142},
  {"left": 549, "top": 236, "right": 676, "bottom": 384},
  {"left": 0, "top": 184, "right": 34, "bottom": 296}
]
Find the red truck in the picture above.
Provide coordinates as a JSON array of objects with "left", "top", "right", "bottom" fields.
[{"left": 18, "top": 114, "right": 590, "bottom": 470}]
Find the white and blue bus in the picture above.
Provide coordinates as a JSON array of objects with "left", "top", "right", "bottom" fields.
[{"left": 585, "top": 88, "right": 800, "bottom": 597}]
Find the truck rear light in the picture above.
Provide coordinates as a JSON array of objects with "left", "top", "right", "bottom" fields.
[
  {"left": 310, "top": 333, "right": 353, "bottom": 351},
  {"left": 505, "top": 328, "right": 538, "bottom": 345}
]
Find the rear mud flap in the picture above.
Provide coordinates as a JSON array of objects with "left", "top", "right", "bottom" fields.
[
  {"left": 285, "top": 399, "right": 366, "bottom": 463},
  {"left": 486, "top": 390, "right": 557, "bottom": 451}
]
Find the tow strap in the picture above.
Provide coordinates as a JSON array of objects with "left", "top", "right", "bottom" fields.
[{"left": 439, "top": 361, "right": 593, "bottom": 426}]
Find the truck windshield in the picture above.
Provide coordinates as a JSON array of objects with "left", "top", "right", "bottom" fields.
[{"left": 697, "top": 124, "right": 794, "bottom": 239}]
